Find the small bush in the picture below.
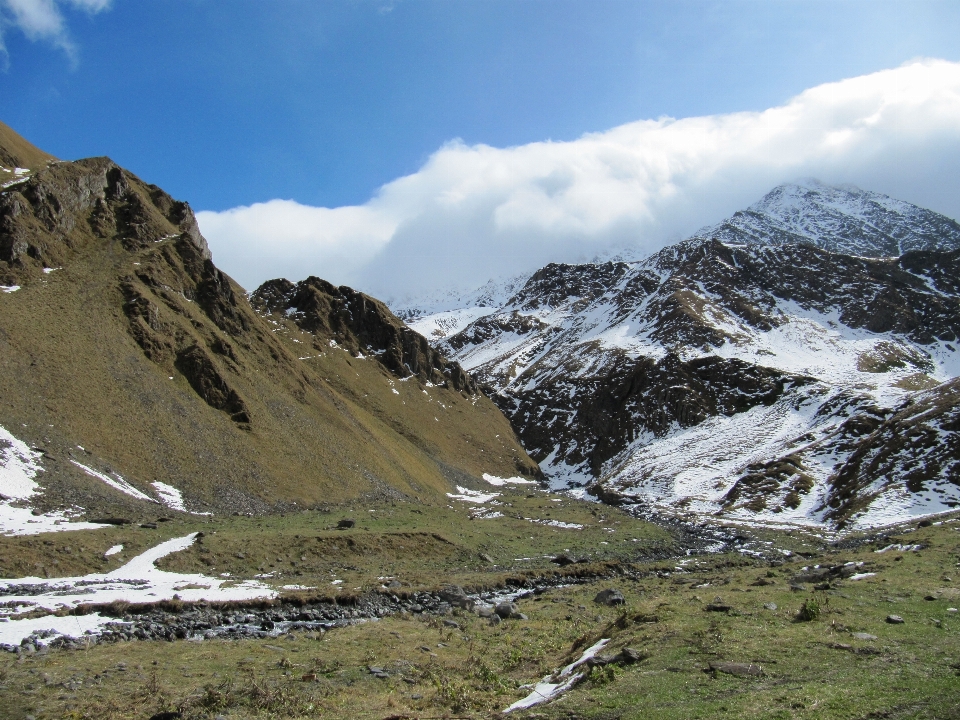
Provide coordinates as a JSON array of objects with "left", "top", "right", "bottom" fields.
[{"left": 797, "top": 592, "right": 828, "bottom": 622}]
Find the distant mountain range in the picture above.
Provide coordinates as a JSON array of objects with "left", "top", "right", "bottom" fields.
[
  {"left": 0, "top": 121, "right": 536, "bottom": 528},
  {"left": 411, "top": 179, "right": 960, "bottom": 529}
]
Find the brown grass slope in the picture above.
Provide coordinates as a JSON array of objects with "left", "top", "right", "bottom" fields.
[
  {"left": 0, "top": 127, "right": 537, "bottom": 519},
  {"left": 0, "top": 120, "right": 56, "bottom": 180}
]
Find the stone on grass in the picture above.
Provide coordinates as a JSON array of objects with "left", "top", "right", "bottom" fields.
[
  {"left": 495, "top": 602, "right": 519, "bottom": 619},
  {"left": 337, "top": 519, "right": 355, "bottom": 529},
  {"left": 886, "top": 615, "right": 905, "bottom": 624},
  {"left": 593, "top": 588, "right": 625, "bottom": 606},
  {"left": 708, "top": 661, "right": 763, "bottom": 677},
  {"left": 439, "top": 584, "right": 474, "bottom": 610},
  {"left": 852, "top": 632, "right": 877, "bottom": 640}
]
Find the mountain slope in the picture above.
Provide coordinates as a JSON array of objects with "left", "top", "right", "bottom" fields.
[
  {"left": 0, "top": 127, "right": 537, "bottom": 526},
  {"left": 436, "top": 182, "right": 960, "bottom": 528}
]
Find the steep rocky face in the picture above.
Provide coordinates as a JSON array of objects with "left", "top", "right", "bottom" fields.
[
  {"left": 252, "top": 277, "right": 476, "bottom": 394},
  {"left": 691, "top": 178, "right": 960, "bottom": 257},
  {"left": 431, "top": 184, "right": 960, "bottom": 528},
  {"left": 0, "top": 126, "right": 537, "bottom": 520}
]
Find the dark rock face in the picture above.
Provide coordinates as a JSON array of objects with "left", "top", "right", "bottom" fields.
[
  {"left": 252, "top": 277, "right": 477, "bottom": 394},
  {"left": 508, "top": 350, "right": 804, "bottom": 479}
]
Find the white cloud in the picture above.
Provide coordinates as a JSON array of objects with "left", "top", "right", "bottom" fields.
[
  {"left": 0, "top": 0, "right": 112, "bottom": 60},
  {"left": 198, "top": 59, "right": 960, "bottom": 301}
]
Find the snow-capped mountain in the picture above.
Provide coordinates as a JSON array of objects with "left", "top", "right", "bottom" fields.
[
  {"left": 691, "top": 178, "right": 960, "bottom": 257},
  {"left": 433, "top": 181, "right": 960, "bottom": 529},
  {"left": 392, "top": 273, "right": 531, "bottom": 342}
]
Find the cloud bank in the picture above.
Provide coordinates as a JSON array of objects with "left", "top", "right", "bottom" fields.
[
  {"left": 198, "top": 59, "right": 960, "bottom": 301},
  {"left": 0, "top": 0, "right": 111, "bottom": 61}
]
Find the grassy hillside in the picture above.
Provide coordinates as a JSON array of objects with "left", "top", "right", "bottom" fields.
[{"left": 0, "top": 129, "right": 537, "bottom": 520}]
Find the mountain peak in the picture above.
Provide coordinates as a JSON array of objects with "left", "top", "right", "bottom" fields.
[{"left": 693, "top": 179, "right": 960, "bottom": 257}]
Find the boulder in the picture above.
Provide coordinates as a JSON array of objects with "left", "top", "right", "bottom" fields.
[
  {"left": 495, "top": 602, "right": 519, "bottom": 619},
  {"left": 593, "top": 589, "right": 625, "bottom": 606},
  {"left": 708, "top": 661, "right": 763, "bottom": 677}
]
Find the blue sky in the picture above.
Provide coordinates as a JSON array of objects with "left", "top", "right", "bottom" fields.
[{"left": 4, "top": 1, "right": 960, "bottom": 296}]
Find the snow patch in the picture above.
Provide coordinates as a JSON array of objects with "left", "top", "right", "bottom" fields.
[
  {"left": 150, "top": 481, "right": 210, "bottom": 515},
  {"left": 503, "top": 638, "right": 609, "bottom": 712},
  {"left": 70, "top": 461, "right": 156, "bottom": 503},
  {"left": 0, "top": 533, "right": 275, "bottom": 647},
  {"left": 446, "top": 486, "right": 500, "bottom": 504},
  {"left": 481, "top": 473, "right": 537, "bottom": 486},
  {"left": 0, "top": 425, "right": 107, "bottom": 536}
]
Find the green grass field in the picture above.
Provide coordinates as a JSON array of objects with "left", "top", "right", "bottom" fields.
[{"left": 2, "top": 489, "right": 959, "bottom": 719}]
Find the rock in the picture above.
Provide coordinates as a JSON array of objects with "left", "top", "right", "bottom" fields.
[
  {"left": 551, "top": 553, "right": 578, "bottom": 566},
  {"left": 337, "top": 519, "right": 356, "bottom": 529},
  {"left": 89, "top": 517, "right": 131, "bottom": 525},
  {"left": 851, "top": 632, "right": 877, "bottom": 641},
  {"left": 387, "top": 580, "right": 401, "bottom": 589},
  {"left": 479, "top": 553, "right": 494, "bottom": 563},
  {"left": 925, "top": 595, "right": 937, "bottom": 601},
  {"left": 140, "top": 522, "right": 158, "bottom": 529},
  {"left": 886, "top": 615, "right": 905, "bottom": 624},
  {"left": 948, "top": 608, "right": 958, "bottom": 614},
  {"left": 488, "top": 614, "right": 501, "bottom": 626},
  {"left": 919, "top": 519, "right": 933, "bottom": 527},
  {"left": 591, "top": 647, "right": 649, "bottom": 667},
  {"left": 516, "top": 613, "right": 529, "bottom": 621},
  {"left": 763, "top": 602, "right": 778, "bottom": 611},
  {"left": 442, "top": 620, "right": 459, "bottom": 629},
  {"left": 708, "top": 661, "right": 763, "bottom": 677},
  {"left": 439, "top": 585, "right": 474, "bottom": 610},
  {"left": 618, "top": 647, "right": 647, "bottom": 663},
  {"left": 148, "top": 713, "right": 183, "bottom": 720},
  {"left": 495, "top": 602, "right": 518, "bottom": 619},
  {"left": 593, "top": 588, "right": 625, "bottom": 606},
  {"left": 477, "top": 606, "right": 495, "bottom": 618},
  {"left": 705, "top": 600, "right": 733, "bottom": 612}
]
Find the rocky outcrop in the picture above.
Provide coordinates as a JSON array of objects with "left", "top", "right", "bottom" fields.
[
  {"left": 0, "top": 158, "right": 210, "bottom": 284},
  {"left": 252, "top": 277, "right": 477, "bottom": 394}
]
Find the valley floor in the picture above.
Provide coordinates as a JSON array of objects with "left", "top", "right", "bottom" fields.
[{"left": 1, "top": 489, "right": 959, "bottom": 719}]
